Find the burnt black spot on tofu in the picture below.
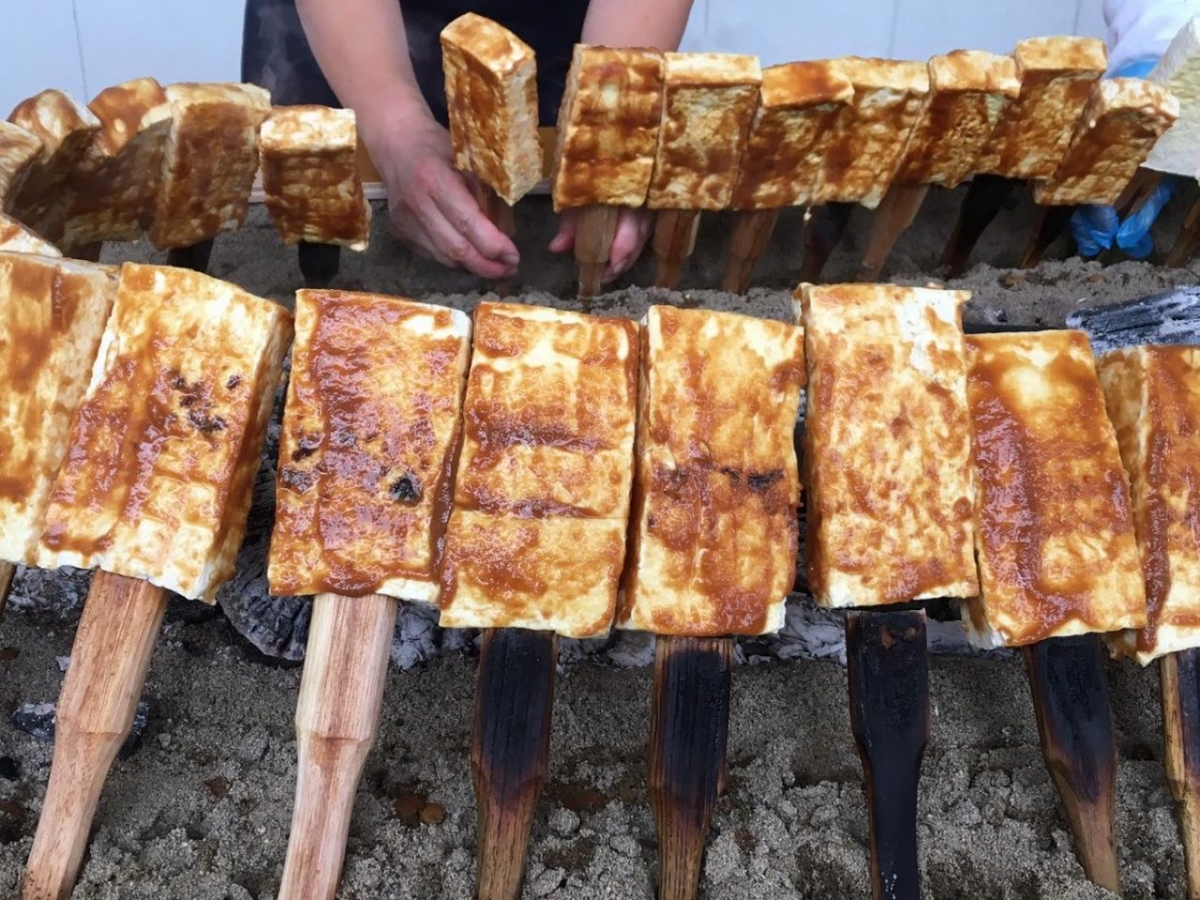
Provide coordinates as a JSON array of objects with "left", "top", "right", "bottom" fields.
[
  {"left": 390, "top": 474, "right": 422, "bottom": 504},
  {"left": 281, "top": 466, "right": 316, "bottom": 493},
  {"left": 747, "top": 471, "right": 782, "bottom": 492}
]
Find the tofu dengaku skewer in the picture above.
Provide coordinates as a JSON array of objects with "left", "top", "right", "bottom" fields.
[
  {"left": 22, "top": 262, "right": 291, "bottom": 900},
  {"left": 619, "top": 306, "right": 805, "bottom": 900},
  {"left": 269, "top": 290, "right": 470, "bottom": 900}
]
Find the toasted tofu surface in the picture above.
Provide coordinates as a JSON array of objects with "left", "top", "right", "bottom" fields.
[
  {"left": 1098, "top": 345, "right": 1200, "bottom": 664},
  {"left": 894, "top": 51, "right": 1021, "bottom": 187},
  {"left": 258, "top": 106, "right": 371, "bottom": 250},
  {"left": 269, "top": 291, "right": 470, "bottom": 600},
  {"left": 0, "top": 122, "right": 42, "bottom": 207},
  {"left": 441, "top": 13, "right": 542, "bottom": 205},
  {"left": 6, "top": 90, "right": 100, "bottom": 242},
  {"left": 36, "top": 262, "right": 292, "bottom": 602},
  {"left": 1034, "top": 79, "right": 1178, "bottom": 205},
  {"left": 64, "top": 78, "right": 173, "bottom": 245},
  {"left": 798, "top": 283, "right": 978, "bottom": 607},
  {"left": 814, "top": 58, "right": 929, "bottom": 208},
  {"left": 1146, "top": 18, "right": 1200, "bottom": 176},
  {"left": 0, "top": 253, "right": 117, "bottom": 565},
  {"left": 977, "top": 36, "right": 1107, "bottom": 179},
  {"left": 0, "top": 212, "right": 60, "bottom": 256},
  {"left": 439, "top": 302, "right": 639, "bottom": 637},
  {"left": 729, "top": 61, "right": 853, "bottom": 209},
  {"left": 148, "top": 83, "right": 271, "bottom": 250},
  {"left": 646, "top": 52, "right": 762, "bottom": 210},
  {"left": 618, "top": 307, "right": 805, "bottom": 636},
  {"left": 963, "top": 331, "right": 1146, "bottom": 648},
  {"left": 551, "top": 45, "right": 664, "bottom": 210}
]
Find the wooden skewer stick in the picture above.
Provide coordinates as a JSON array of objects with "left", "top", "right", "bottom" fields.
[
  {"left": 649, "top": 635, "right": 732, "bottom": 900},
  {"left": 297, "top": 242, "right": 342, "bottom": 290},
  {"left": 797, "top": 202, "right": 854, "bottom": 285},
  {"left": 721, "top": 208, "right": 781, "bottom": 294},
  {"left": 23, "top": 570, "right": 168, "bottom": 900},
  {"left": 166, "top": 239, "right": 215, "bottom": 274},
  {"left": 278, "top": 593, "right": 399, "bottom": 900},
  {"left": 940, "top": 175, "right": 1018, "bottom": 277},
  {"left": 857, "top": 184, "right": 930, "bottom": 282},
  {"left": 1161, "top": 647, "right": 1200, "bottom": 900},
  {"left": 846, "top": 610, "right": 929, "bottom": 900},
  {"left": 652, "top": 210, "right": 701, "bottom": 290},
  {"left": 1019, "top": 205, "right": 1075, "bottom": 269},
  {"left": 473, "top": 627, "right": 558, "bottom": 900},
  {"left": 472, "top": 180, "right": 517, "bottom": 297},
  {"left": 0, "top": 562, "right": 14, "bottom": 620},
  {"left": 1114, "top": 167, "right": 1163, "bottom": 219},
  {"left": 1167, "top": 193, "right": 1200, "bottom": 269},
  {"left": 574, "top": 205, "right": 620, "bottom": 300},
  {"left": 1023, "top": 634, "right": 1120, "bottom": 893}
]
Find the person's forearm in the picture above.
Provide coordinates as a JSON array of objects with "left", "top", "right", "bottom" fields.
[
  {"left": 295, "top": 0, "right": 427, "bottom": 130},
  {"left": 580, "top": 0, "right": 694, "bottom": 49}
]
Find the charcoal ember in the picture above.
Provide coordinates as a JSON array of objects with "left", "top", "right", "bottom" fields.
[
  {"left": 6, "top": 565, "right": 90, "bottom": 617},
  {"left": 1068, "top": 285, "right": 1200, "bottom": 353},
  {"left": 12, "top": 701, "right": 151, "bottom": 760}
]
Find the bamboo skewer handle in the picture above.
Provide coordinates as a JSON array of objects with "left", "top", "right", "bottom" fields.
[
  {"left": 1023, "top": 635, "right": 1120, "bottom": 893},
  {"left": 278, "top": 593, "right": 399, "bottom": 900},
  {"left": 574, "top": 205, "right": 620, "bottom": 300},
  {"left": 940, "top": 174, "right": 1016, "bottom": 277},
  {"left": 0, "top": 561, "right": 14, "bottom": 620},
  {"left": 798, "top": 202, "right": 854, "bottom": 285},
  {"left": 653, "top": 210, "right": 701, "bottom": 290},
  {"left": 722, "top": 208, "right": 780, "bottom": 293},
  {"left": 1167, "top": 195, "right": 1200, "bottom": 269},
  {"left": 846, "top": 610, "right": 929, "bottom": 900},
  {"left": 23, "top": 570, "right": 168, "bottom": 900},
  {"left": 1162, "top": 648, "right": 1200, "bottom": 900},
  {"left": 858, "top": 185, "right": 930, "bottom": 282},
  {"left": 649, "top": 635, "right": 732, "bottom": 900},
  {"left": 473, "top": 179, "right": 517, "bottom": 297},
  {"left": 473, "top": 628, "right": 558, "bottom": 900},
  {"left": 1019, "top": 205, "right": 1074, "bottom": 269}
]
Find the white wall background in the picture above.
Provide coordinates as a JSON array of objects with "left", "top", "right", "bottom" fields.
[{"left": 2, "top": 0, "right": 1107, "bottom": 115}]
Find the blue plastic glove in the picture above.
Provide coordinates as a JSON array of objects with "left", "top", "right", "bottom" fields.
[{"left": 1069, "top": 56, "right": 1167, "bottom": 258}]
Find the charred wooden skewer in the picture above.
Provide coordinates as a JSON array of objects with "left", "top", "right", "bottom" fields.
[
  {"left": 1023, "top": 635, "right": 1120, "bottom": 891},
  {"left": 269, "top": 290, "right": 471, "bottom": 899},
  {"left": 23, "top": 262, "right": 290, "bottom": 900},
  {"left": 473, "top": 628, "right": 559, "bottom": 900},
  {"left": 621, "top": 307, "right": 806, "bottom": 900},
  {"left": 649, "top": 636, "right": 732, "bottom": 900},
  {"left": 720, "top": 60, "right": 853, "bottom": 293},
  {"left": 552, "top": 45, "right": 666, "bottom": 298},
  {"left": 797, "top": 202, "right": 854, "bottom": 284},
  {"left": 646, "top": 52, "right": 762, "bottom": 291},
  {"left": 940, "top": 37, "right": 1106, "bottom": 275},
  {"left": 278, "top": 595, "right": 398, "bottom": 899},
  {"left": 1162, "top": 649, "right": 1200, "bottom": 899},
  {"left": 846, "top": 610, "right": 930, "bottom": 900},
  {"left": 439, "top": 302, "right": 641, "bottom": 898},
  {"left": 1020, "top": 79, "right": 1177, "bottom": 270}
]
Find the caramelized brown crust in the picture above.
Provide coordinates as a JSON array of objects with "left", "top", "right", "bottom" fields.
[
  {"left": 0, "top": 253, "right": 117, "bottom": 565},
  {"left": 148, "top": 83, "right": 271, "bottom": 250},
  {"left": 258, "top": 106, "right": 371, "bottom": 249},
  {"left": 894, "top": 51, "right": 1021, "bottom": 188},
  {"left": 63, "top": 78, "right": 172, "bottom": 245},
  {"left": 645, "top": 52, "right": 762, "bottom": 210},
  {"left": 1034, "top": 78, "right": 1178, "bottom": 206},
  {"left": 5, "top": 90, "right": 100, "bottom": 242},
  {"left": 439, "top": 302, "right": 639, "bottom": 637},
  {"left": 440, "top": 12, "right": 542, "bottom": 205},
  {"left": 729, "top": 61, "right": 853, "bottom": 210},
  {"left": 36, "top": 262, "right": 292, "bottom": 602},
  {"left": 976, "top": 37, "right": 1107, "bottom": 179},
  {"left": 269, "top": 291, "right": 470, "bottom": 600},
  {"left": 551, "top": 45, "right": 665, "bottom": 211},
  {"left": 798, "top": 283, "right": 978, "bottom": 607},
  {"left": 814, "top": 58, "right": 929, "bottom": 208},
  {"left": 1098, "top": 346, "right": 1200, "bottom": 664},
  {"left": 619, "top": 307, "right": 805, "bottom": 636},
  {"left": 0, "top": 122, "right": 42, "bottom": 207},
  {"left": 0, "top": 212, "right": 60, "bottom": 256},
  {"left": 963, "top": 331, "right": 1146, "bottom": 648}
]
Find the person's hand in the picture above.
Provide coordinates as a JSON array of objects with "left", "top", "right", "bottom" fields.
[
  {"left": 364, "top": 108, "right": 519, "bottom": 278},
  {"left": 549, "top": 207, "right": 654, "bottom": 283}
]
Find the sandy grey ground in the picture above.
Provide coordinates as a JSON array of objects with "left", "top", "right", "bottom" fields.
[{"left": 2, "top": 189, "right": 1200, "bottom": 898}]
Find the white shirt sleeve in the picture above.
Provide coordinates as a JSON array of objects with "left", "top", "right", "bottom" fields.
[{"left": 1105, "top": 0, "right": 1200, "bottom": 74}]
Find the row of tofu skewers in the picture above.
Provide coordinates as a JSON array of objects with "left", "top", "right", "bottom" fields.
[
  {"left": 3, "top": 236, "right": 1200, "bottom": 899},
  {"left": 4, "top": 12, "right": 1199, "bottom": 302}
]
